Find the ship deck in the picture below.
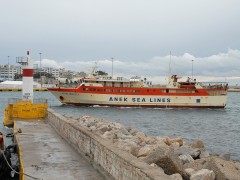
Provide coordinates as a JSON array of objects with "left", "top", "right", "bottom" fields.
[{"left": 14, "top": 120, "right": 105, "bottom": 180}]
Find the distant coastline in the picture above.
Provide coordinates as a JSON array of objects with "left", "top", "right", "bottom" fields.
[{"left": 228, "top": 88, "right": 240, "bottom": 92}]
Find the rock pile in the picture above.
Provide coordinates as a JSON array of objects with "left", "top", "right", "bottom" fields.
[{"left": 65, "top": 115, "right": 240, "bottom": 180}]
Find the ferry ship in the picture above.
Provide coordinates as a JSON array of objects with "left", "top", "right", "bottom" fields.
[{"left": 48, "top": 73, "right": 228, "bottom": 108}]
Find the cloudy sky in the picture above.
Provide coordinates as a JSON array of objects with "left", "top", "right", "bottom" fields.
[{"left": 1, "top": 0, "right": 240, "bottom": 84}]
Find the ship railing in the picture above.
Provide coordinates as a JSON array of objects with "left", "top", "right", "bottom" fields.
[
  {"left": 199, "top": 82, "right": 228, "bottom": 89},
  {"left": 8, "top": 98, "right": 48, "bottom": 105}
]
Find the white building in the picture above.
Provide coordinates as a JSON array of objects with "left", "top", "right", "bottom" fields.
[
  {"left": 41, "top": 67, "right": 60, "bottom": 78},
  {"left": 0, "top": 65, "right": 19, "bottom": 81}
]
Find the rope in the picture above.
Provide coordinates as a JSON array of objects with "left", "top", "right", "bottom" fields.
[{"left": 0, "top": 149, "right": 41, "bottom": 180}]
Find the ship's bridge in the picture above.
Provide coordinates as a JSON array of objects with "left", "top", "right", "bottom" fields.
[{"left": 79, "top": 76, "right": 153, "bottom": 88}]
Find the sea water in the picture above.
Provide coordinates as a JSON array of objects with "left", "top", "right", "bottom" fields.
[{"left": 0, "top": 91, "right": 239, "bottom": 160}]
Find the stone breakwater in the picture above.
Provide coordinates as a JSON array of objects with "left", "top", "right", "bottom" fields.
[{"left": 47, "top": 109, "right": 240, "bottom": 180}]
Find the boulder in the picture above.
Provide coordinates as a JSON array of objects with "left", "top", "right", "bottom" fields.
[
  {"left": 184, "top": 159, "right": 208, "bottom": 171},
  {"left": 128, "top": 128, "right": 138, "bottom": 136},
  {"left": 137, "top": 145, "right": 153, "bottom": 157},
  {"left": 112, "top": 122, "right": 122, "bottom": 129},
  {"left": 89, "top": 126, "right": 97, "bottom": 131},
  {"left": 135, "top": 132, "right": 146, "bottom": 142},
  {"left": 185, "top": 168, "right": 195, "bottom": 177},
  {"left": 174, "top": 146, "right": 201, "bottom": 159},
  {"left": 138, "top": 141, "right": 170, "bottom": 157},
  {"left": 115, "top": 132, "right": 131, "bottom": 140},
  {"left": 170, "top": 142, "right": 180, "bottom": 149},
  {"left": 114, "top": 139, "right": 139, "bottom": 156},
  {"left": 125, "top": 136, "right": 140, "bottom": 145},
  {"left": 169, "top": 173, "right": 183, "bottom": 180},
  {"left": 235, "top": 162, "right": 240, "bottom": 170},
  {"left": 179, "top": 154, "right": 194, "bottom": 164},
  {"left": 119, "top": 127, "right": 129, "bottom": 135},
  {"left": 199, "top": 150, "right": 210, "bottom": 159},
  {"left": 102, "top": 131, "right": 116, "bottom": 141},
  {"left": 143, "top": 146, "right": 184, "bottom": 176},
  {"left": 205, "top": 157, "right": 240, "bottom": 180},
  {"left": 144, "top": 136, "right": 157, "bottom": 144},
  {"left": 86, "top": 121, "right": 96, "bottom": 128},
  {"left": 164, "top": 137, "right": 184, "bottom": 146},
  {"left": 190, "top": 169, "right": 215, "bottom": 180},
  {"left": 98, "top": 125, "right": 109, "bottom": 134},
  {"left": 187, "top": 140, "right": 205, "bottom": 149},
  {"left": 150, "top": 163, "right": 165, "bottom": 172},
  {"left": 219, "top": 152, "right": 230, "bottom": 161}
]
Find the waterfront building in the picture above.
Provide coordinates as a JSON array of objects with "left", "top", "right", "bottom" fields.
[{"left": 0, "top": 65, "right": 19, "bottom": 81}]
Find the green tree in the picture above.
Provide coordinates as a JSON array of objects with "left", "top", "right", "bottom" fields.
[
  {"left": 95, "top": 70, "right": 108, "bottom": 76},
  {"left": 14, "top": 73, "right": 22, "bottom": 80}
]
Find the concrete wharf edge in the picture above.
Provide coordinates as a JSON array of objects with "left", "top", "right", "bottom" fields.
[{"left": 14, "top": 119, "right": 105, "bottom": 180}]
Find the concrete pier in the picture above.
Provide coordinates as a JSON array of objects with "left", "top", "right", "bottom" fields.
[{"left": 14, "top": 120, "right": 105, "bottom": 180}]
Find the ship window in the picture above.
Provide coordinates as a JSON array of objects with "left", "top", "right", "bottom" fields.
[
  {"left": 83, "top": 88, "right": 85, "bottom": 91},
  {"left": 166, "top": 89, "right": 169, "bottom": 93},
  {"left": 85, "top": 88, "right": 88, "bottom": 91},
  {"left": 147, "top": 89, "right": 149, "bottom": 92}
]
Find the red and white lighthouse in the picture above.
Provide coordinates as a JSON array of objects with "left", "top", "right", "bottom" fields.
[{"left": 17, "top": 51, "right": 34, "bottom": 102}]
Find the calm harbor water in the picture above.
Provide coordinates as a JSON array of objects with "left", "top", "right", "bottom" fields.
[{"left": 0, "top": 91, "right": 239, "bottom": 160}]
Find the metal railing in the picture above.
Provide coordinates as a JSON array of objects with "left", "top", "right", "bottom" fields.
[{"left": 8, "top": 98, "right": 48, "bottom": 105}]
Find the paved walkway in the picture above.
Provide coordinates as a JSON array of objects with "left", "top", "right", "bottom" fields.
[{"left": 15, "top": 120, "right": 105, "bottom": 180}]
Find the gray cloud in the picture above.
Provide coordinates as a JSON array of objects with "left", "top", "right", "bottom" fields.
[{"left": 39, "top": 49, "right": 240, "bottom": 85}]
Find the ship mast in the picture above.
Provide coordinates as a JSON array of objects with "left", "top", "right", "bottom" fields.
[
  {"left": 168, "top": 51, "right": 172, "bottom": 83},
  {"left": 87, "top": 62, "right": 98, "bottom": 78}
]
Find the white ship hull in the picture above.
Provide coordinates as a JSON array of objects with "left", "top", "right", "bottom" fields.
[{"left": 50, "top": 91, "right": 227, "bottom": 108}]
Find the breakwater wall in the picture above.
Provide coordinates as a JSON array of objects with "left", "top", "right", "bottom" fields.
[
  {"left": 47, "top": 108, "right": 240, "bottom": 180},
  {"left": 47, "top": 109, "right": 180, "bottom": 180}
]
